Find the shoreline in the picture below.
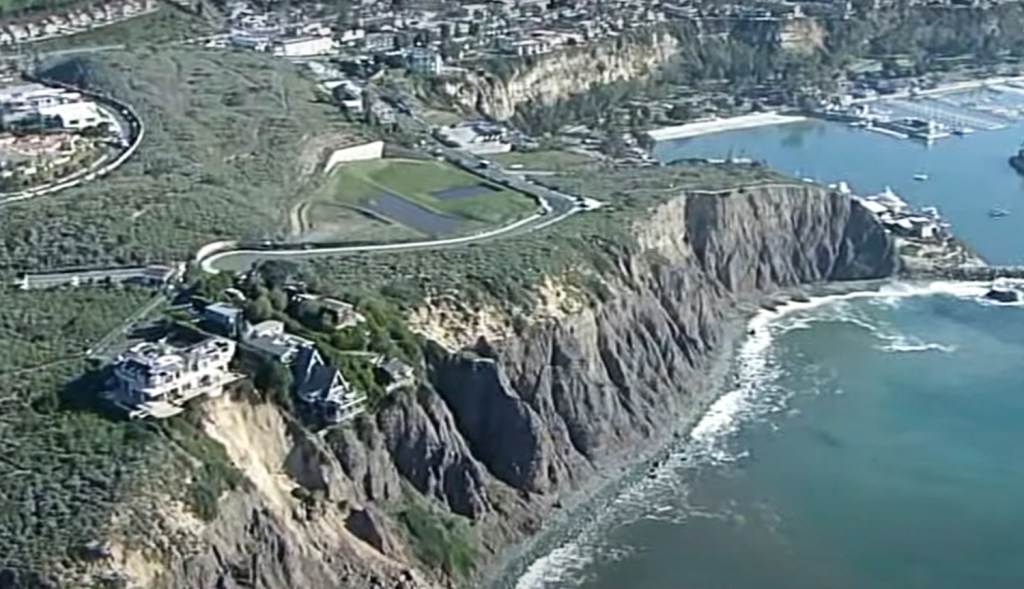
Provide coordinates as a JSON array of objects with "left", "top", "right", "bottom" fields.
[
  {"left": 645, "top": 112, "right": 806, "bottom": 142},
  {"left": 484, "top": 277, "right": 894, "bottom": 589}
]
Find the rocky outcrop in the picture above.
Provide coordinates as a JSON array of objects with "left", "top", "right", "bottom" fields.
[
  {"left": 80, "top": 184, "right": 896, "bottom": 589},
  {"left": 437, "top": 32, "right": 678, "bottom": 120},
  {"left": 730, "top": 16, "right": 825, "bottom": 52}
]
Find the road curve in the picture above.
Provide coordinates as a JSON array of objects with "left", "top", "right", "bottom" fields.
[
  {"left": 200, "top": 149, "right": 584, "bottom": 273},
  {"left": 201, "top": 205, "right": 578, "bottom": 273},
  {"left": 195, "top": 102, "right": 585, "bottom": 272}
]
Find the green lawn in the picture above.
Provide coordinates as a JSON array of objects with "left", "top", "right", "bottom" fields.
[{"left": 316, "top": 158, "right": 536, "bottom": 227}]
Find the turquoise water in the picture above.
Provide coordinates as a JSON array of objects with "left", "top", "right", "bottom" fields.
[
  {"left": 654, "top": 119, "right": 1024, "bottom": 264},
  {"left": 512, "top": 119, "right": 1024, "bottom": 589}
]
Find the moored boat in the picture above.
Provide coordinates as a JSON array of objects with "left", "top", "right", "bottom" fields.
[{"left": 989, "top": 207, "right": 1010, "bottom": 218}]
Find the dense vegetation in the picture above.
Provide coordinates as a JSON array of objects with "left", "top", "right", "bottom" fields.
[
  {"left": 0, "top": 285, "right": 246, "bottom": 585},
  {"left": 0, "top": 48, "right": 365, "bottom": 276},
  {"left": 198, "top": 265, "right": 422, "bottom": 411},
  {"left": 397, "top": 493, "right": 477, "bottom": 578}
]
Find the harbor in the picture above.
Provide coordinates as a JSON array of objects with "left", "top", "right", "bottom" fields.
[
  {"left": 813, "top": 77, "right": 1024, "bottom": 145},
  {"left": 652, "top": 94, "right": 1024, "bottom": 267}
]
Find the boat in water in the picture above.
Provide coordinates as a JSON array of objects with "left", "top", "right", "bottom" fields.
[
  {"left": 989, "top": 207, "right": 1011, "bottom": 218},
  {"left": 952, "top": 126, "right": 974, "bottom": 136},
  {"left": 913, "top": 173, "right": 929, "bottom": 181}
]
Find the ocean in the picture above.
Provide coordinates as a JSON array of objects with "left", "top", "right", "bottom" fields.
[{"left": 511, "top": 111, "right": 1024, "bottom": 589}]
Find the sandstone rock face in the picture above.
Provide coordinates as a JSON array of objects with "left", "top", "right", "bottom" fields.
[
  {"left": 107, "top": 185, "right": 897, "bottom": 589},
  {"left": 437, "top": 33, "right": 679, "bottom": 120}
]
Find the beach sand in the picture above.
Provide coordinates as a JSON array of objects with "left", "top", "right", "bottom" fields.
[{"left": 646, "top": 112, "right": 806, "bottom": 142}]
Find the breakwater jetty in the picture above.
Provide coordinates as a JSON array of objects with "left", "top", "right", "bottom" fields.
[{"left": 905, "top": 264, "right": 1024, "bottom": 282}]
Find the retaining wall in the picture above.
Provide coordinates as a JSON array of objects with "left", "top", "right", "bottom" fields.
[{"left": 323, "top": 140, "right": 384, "bottom": 174}]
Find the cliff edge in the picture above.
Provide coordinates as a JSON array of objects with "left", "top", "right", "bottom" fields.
[{"left": 52, "top": 183, "right": 897, "bottom": 589}]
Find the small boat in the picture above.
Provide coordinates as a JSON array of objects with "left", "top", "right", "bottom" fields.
[
  {"left": 952, "top": 127, "right": 974, "bottom": 136},
  {"left": 913, "top": 173, "right": 929, "bottom": 181},
  {"left": 989, "top": 207, "right": 1011, "bottom": 218}
]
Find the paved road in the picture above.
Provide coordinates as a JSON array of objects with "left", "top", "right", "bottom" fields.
[{"left": 200, "top": 118, "right": 587, "bottom": 273}]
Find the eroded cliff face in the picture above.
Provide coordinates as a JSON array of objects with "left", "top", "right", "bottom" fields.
[
  {"left": 113, "top": 184, "right": 896, "bottom": 589},
  {"left": 438, "top": 33, "right": 678, "bottom": 120}
]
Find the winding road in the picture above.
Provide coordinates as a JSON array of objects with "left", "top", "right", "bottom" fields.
[
  {"left": 4, "top": 37, "right": 591, "bottom": 274},
  {"left": 199, "top": 139, "right": 589, "bottom": 273}
]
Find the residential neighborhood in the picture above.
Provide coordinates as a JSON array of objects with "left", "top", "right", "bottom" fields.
[
  {"left": 0, "top": 0, "right": 157, "bottom": 45},
  {"left": 0, "top": 78, "right": 132, "bottom": 193}
]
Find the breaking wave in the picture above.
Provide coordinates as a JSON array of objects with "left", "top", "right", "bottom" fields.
[{"left": 512, "top": 280, "right": 1005, "bottom": 589}]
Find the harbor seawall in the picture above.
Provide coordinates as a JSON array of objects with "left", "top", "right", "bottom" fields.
[{"left": 907, "top": 264, "right": 1024, "bottom": 281}]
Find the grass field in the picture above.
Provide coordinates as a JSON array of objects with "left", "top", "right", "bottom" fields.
[{"left": 308, "top": 158, "right": 536, "bottom": 237}]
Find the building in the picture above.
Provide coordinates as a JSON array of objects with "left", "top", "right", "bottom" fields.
[
  {"left": 362, "top": 32, "right": 397, "bottom": 51},
  {"left": 242, "top": 319, "right": 365, "bottom": 423},
  {"left": 14, "top": 264, "right": 182, "bottom": 290},
  {"left": 292, "top": 293, "right": 365, "bottom": 329},
  {"left": 229, "top": 31, "right": 271, "bottom": 51},
  {"left": 436, "top": 122, "right": 512, "bottom": 155},
  {"left": 242, "top": 319, "right": 309, "bottom": 364},
  {"left": 273, "top": 36, "right": 335, "bottom": 57},
  {"left": 407, "top": 47, "right": 442, "bottom": 75},
  {"left": 202, "top": 302, "right": 243, "bottom": 337},
  {"left": 329, "top": 81, "right": 364, "bottom": 115},
  {"left": 374, "top": 356, "right": 415, "bottom": 393},
  {"left": 109, "top": 336, "right": 238, "bottom": 419},
  {"left": 293, "top": 345, "right": 365, "bottom": 424},
  {"left": 37, "top": 101, "right": 106, "bottom": 130}
]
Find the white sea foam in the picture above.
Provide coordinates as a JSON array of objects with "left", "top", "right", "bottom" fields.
[{"left": 511, "top": 280, "right": 1003, "bottom": 589}]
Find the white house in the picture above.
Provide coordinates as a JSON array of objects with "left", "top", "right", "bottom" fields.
[
  {"left": 37, "top": 101, "right": 106, "bottom": 130},
  {"left": 112, "top": 337, "right": 238, "bottom": 418},
  {"left": 273, "top": 36, "right": 335, "bottom": 57}
]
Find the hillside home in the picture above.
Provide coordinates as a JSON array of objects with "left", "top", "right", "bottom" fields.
[
  {"left": 110, "top": 336, "right": 238, "bottom": 418},
  {"left": 242, "top": 319, "right": 366, "bottom": 423},
  {"left": 293, "top": 345, "right": 366, "bottom": 424}
]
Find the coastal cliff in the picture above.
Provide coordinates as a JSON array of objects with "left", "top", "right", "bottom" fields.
[
  {"left": 436, "top": 32, "right": 678, "bottom": 120},
  {"left": 70, "top": 184, "right": 897, "bottom": 589}
]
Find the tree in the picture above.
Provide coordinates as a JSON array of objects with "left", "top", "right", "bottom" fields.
[
  {"left": 268, "top": 288, "right": 289, "bottom": 312},
  {"left": 668, "top": 103, "right": 695, "bottom": 122},
  {"left": 255, "top": 359, "right": 294, "bottom": 409},
  {"left": 331, "top": 327, "right": 368, "bottom": 351},
  {"left": 245, "top": 296, "right": 273, "bottom": 323}
]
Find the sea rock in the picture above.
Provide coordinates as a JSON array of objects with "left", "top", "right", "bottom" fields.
[{"left": 985, "top": 287, "right": 1019, "bottom": 303}]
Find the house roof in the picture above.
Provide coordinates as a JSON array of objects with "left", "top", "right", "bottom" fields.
[{"left": 205, "top": 302, "right": 242, "bottom": 320}]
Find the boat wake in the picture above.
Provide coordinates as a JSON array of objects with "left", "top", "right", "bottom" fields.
[{"left": 511, "top": 280, "right": 1010, "bottom": 589}]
